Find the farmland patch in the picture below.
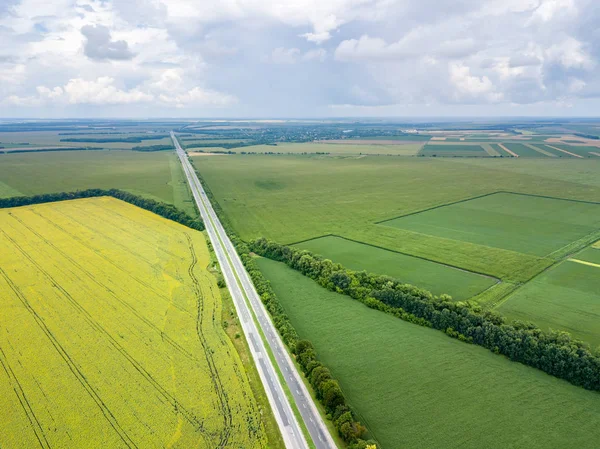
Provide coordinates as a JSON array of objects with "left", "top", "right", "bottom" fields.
[
  {"left": 381, "top": 192, "right": 600, "bottom": 257},
  {"left": 294, "top": 235, "right": 496, "bottom": 300},
  {"left": 498, "top": 247, "right": 600, "bottom": 348},
  {"left": 257, "top": 257, "right": 600, "bottom": 449},
  {"left": 419, "top": 144, "right": 489, "bottom": 157}
]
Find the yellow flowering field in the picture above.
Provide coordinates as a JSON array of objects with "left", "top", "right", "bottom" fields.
[{"left": 0, "top": 197, "right": 267, "bottom": 449}]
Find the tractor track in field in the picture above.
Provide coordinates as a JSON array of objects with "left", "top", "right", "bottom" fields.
[
  {"left": 0, "top": 266, "right": 138, "bottom": 449},
  {"left": 58, "top": 203, "right": 186, "bottom": 262},
  {"left": 0, "top": 345, "right": 51, "bottom": 449},
  {"left": 8, "top": 213, "right": 199, "bottom": 363},
  {"left": 0, "top": 229, "right": 211, "bottom": 445},
  {"left": 94, "top": 202, "right": 188, "bottom": 260},
  {"left": 185, "top": 233, "right": 233, "bottom": 449},
  {"left": 31, "top": 209, "right": 192, "bottom": 317}
]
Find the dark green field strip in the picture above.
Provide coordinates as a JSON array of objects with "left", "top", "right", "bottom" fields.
[
  {"left": 502, "top": 143, "right": 546, "bottom": 157},
  {"left": 420, "top": 144, "right": 489, "bottom": 157},
  {"left": 498, "top": 255, "right": 600, "bottom": 348},
  {"left": 574, "top": 247, "right": 600, "bottom": 264},
  {"left": 488, "top": 143, "right": 512, "bottom": 156},
  {"left": 382, "top": 192, "right": 600, "bottom": 257},
  {"left": 547, "top": 144, "right": 600, "bottom": 158},
  {"left": 257, "top": 257, "right": 600, "bottom": 449},
  {"left": 294, "top": 235, "right": 496, "bottom": 300}
]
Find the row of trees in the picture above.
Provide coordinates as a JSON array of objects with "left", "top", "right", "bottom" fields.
[
  {"left": 249, "top": 237, "right": 600, "bottom": 392},
  {"left": 190, "top": 167, "right": 379, "bottom": 448},
  {"left": 0, "top": 189, "right": 204, "bottom": 232},
  {"left": 60, "top": 135, "right": 168, "bottom": 143},
  {"left": 131, "top": 144, "right": 174, "bottom": 152}
]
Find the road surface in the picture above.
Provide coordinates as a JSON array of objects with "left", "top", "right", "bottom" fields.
[{"left": 171, "top": 132, "right": 337, "bottom": 449}]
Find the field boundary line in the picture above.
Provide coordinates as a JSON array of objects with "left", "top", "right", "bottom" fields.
[
  {"left": 524, "top": 143, "right": 556, "bottom": 157},
  {"left": 376, "top": 190, "right": 600, "bottom": 226},
  {"left": 289, "top": 233, "right": 501, "bottom": 283},
  {"left": 498, "top": 143, "right": 518, "bottom": 157},
  {"left": 373, "top": 191, "right": 502, "bottom": 224},
  {"left": 589, "top": 152, "right": 600, "bottom": 157},
  {"left": 545, "top": 144, "right": 583, "bottom": 158},
  {"left": 502, "top": 191, "right": 600, "bottom": 206}
]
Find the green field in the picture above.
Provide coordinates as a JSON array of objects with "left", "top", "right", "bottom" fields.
[
  {"left": 256, "top": 257, "right": 600, "bottom": 449},
  {"left": 382, "top": 192, "right": 600, "bottom": 257},
  {"left": 498, "top": 246, "right": 600, "bottom": 348},
  {"left": 419, "top": 144, "right": 489, "bottom": 157},
  {"left": 240, "top": 142, "right": 424, "bottom": 156},
  {"left": 0, "top": 131, "right": 173, "bottom": 150},
  {"left": 0, "top": 150, "right": 196, "bottom": 217},
  {"left": 503, "top": 142, "right": 549, "bottom": 157},
  {"left": 195, "top": 155, "right": 600, "bottom": 282},
  {"left": 294, "top": 236, "right": 496, "bottom": 300}
]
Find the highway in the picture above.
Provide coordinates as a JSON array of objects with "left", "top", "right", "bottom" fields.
[{"left": 171, "top": 132, "right": 337, "bottom": 449}]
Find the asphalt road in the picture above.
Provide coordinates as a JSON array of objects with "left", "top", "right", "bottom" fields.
[{"left": 171, "top": 132, "right": 337, "bottom": 449}]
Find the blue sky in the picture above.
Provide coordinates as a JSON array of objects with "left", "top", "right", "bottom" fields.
[{"left": 0, "top": 0, "right": 598, "bottom": 117}]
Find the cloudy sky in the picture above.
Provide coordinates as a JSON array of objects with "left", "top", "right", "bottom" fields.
[{"left": 0, "top": 0, "right": 598, "bottom": 118}]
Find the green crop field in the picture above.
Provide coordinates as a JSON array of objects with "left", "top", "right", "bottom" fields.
[
  {"left": 419, "top": 144, "right": 489, "bottom": 157},
  {"left": 195, "top": 155, "right": 600, "bottom": 281},
  {"left": 0, "top": 198, "right": 269, "bottom": 448},
  {"left": 382, "top": 192, "right": 600, "bottom": 257},
  {"left": 256, "top": 257, "right": 600, "bottom": 449},
  {"left": 237, "top": 142, "right": 424, "bottom": 155},
  {"left": 0, "top": 131, "right": 173, "bottom": 150},
  {"left": 498, "top": 246, "right": 600, "bottom": 348},
  {"left": 0, "top": 150, "right": 196, "bottom": 217},
  {"left": 294, "top": 235, "right": 497, "bottom": 300},
  {"left": 503, "top": 142, "right": 549, "bottom": 157}
]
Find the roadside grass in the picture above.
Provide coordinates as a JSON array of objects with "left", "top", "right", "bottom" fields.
[
  {"left": 0, "top": 198, "right": 267, "bottom": 448},
  {"left": 294, "top": 235, "right": 496, "bottom": 300},
  {"left": 381, "top": 192, "right": 600, "bottom": 257},
  {"left": 0, "top": 150, "right": 196, "bottom": 216},
  {"left": 256, "top": 257, "right": 600, "bottom": 449},
  {"left": 498, "top": 246, "right": 600, "bottom": 349}
]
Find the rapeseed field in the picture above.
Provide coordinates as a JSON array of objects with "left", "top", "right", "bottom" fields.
[{"left": 0, "top": 197, "right": 267, "bottom": 448}]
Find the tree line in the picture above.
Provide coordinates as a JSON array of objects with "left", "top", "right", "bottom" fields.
[
  {"left": 0, "top": 189, "right": 204, "bottom": 231},
  {"left": 249, "top": 237, "right": 600, "bottom": 392},
  {"left": 60, "top": 135, "right": 169, "bottom": 143},
  {"left": 131, "top": 144, "right": 174, "bottom": 152},
  {"left": 190, "top": 167, "right": 378, "bottom": 449}
]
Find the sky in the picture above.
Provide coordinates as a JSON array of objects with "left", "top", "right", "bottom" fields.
[{"left": 0, "top": 0, "right": 599, "bottom": 118}]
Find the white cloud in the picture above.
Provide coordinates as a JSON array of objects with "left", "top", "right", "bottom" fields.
[
  {"left": 449, "top": 63, "right": 503, "bottom": 102},
  {"left": 303, "top": 48, "right": 327, "bottom": 62},
  {"left": 1, "top": 0, "right": 599, "bottom": 116},
  {"left": 6, "top": 77, "right": 154, "bottom": 106},
  {"left": 159, "top": 87, "right": 237, "bottom": 107},
  {"left": 265, "top": 47, "right": 327, "bottom": 64},
  {"left": 268, "top": 47, "right": 301, "bottom": 64},
  {"left": 545, "top": 37, "right": 593, "bottom": 69}
]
